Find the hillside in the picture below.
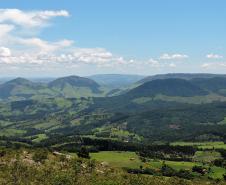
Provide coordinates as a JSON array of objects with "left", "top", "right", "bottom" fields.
[
  {"left": 0, "top": 76, "right": 106, "bottom": 100},
  {"left": 138, "top": 73, "right": 226, "bottom": 85},
  {"left": 191, "top": 77, "right": 226, "bottom": 96},
  {"left": 88, "top": 74, "right": 145, "bottom": 89},
  {"left": 48, "top": 76, "right": 103, "bottom": 97},
  {"left": 2, "top": 75, "right": 226, "bottom": 185},
  {"left": 2, "top": 75, "right": 226, "bottom": 143},
  {"left": 126, "top": 78, "right": 208, "bottom": 98},
  {"left": 0, "top": 78, "right": 46, "bottom": 100}
]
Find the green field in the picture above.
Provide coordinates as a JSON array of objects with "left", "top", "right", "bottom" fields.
[
  {"left": 90, "top": 151, "right": 143, "bottom": 168},
  {"left": 193, "top": 151, "right": 222, "bottom": 163},
  {"left": 91, "top": 151, "right": 226, "bottom": 180},
  {"left": 208, "top": 166, "right": 226, "bottom": 179},
  {"left": 0, "top": 128, "right": 26, "bottom": 137},
  {"left": 171, "top": 141, "right": 226, "bottom": 150},
  {"left": 32, "top": 134, "right": 48, "bottom": 143},
  {"left": 148, "top": 160, "right": 197, "bottom": 171}
]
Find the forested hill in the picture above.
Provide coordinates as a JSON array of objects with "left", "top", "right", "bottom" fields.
[
  {"left": 138, "top": 73, "right": 226, "bottom": 84},
  {"left": 126, "top": 78, "right": 208, "bottom": 98}
]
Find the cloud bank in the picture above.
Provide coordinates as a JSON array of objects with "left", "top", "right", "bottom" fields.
[{"left": 0, "top": 8, "right": 224, "bottom": 76}]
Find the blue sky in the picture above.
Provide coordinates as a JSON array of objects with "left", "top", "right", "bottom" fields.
[{"left": 0, "top": 0, "right": 225, "bottom": 77}]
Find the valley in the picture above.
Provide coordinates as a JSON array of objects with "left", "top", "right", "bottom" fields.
[{"left": 1, "top": 73, "right": 226, "bottom": 184}]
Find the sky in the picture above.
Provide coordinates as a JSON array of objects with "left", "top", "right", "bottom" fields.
[{"left": 0, "top": 0, "right": 225, "bottom": 77}]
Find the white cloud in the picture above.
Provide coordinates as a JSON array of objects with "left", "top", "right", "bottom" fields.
[
  {"left": 201, "top": 62, "right": 226, "bottom": 69},
  {"left": 0, "top": 9, "right": 69, "bottom": 28},
  {"left": 0, "top": 24, "right": 14, "bottom": 37},
  {"left": 145, "top": 58, "right": 161, "bottom": 67},
  {"left": 0, "top": 8, "right": 187, "bottom": 75},
  {"left": 16, "top": 38, "right": 74, "bottom": 53},
  {"left": 160, "top": 53, "right": 188, "bottom": 60},
  {"left": 71, "top": 48, "right": 113, "bottom": 64},
  {"left": 206, "top": 53, "right": 223, "bottom": 59},
  {"left": 169, "top": 63, "right": 176, "bottom": 67},
  {"left": 0, "top": 48, "right": 115, "bottom": 66},
  {"left": 0, "top": 47, "right": 11, "bottom": 57}
]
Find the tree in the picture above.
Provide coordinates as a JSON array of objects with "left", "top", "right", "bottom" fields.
[
  {"left": 192, "top": 166, "right": 207, "bottom": 175},
  {"left": 176, "top": 169, "right": 193, "bottom": 180},
  {"left": 214, "top": 158, "right": 224, "bottom": 167},
  {"left": 161, "top": 164, "right": 176, "bottom": 177},
  {"left": 0, "top": 149, "right": 6, "bottom": 157},
  {"left": 223, "top": 173, "right": 226, "bottom": 181},
  {"left": 77, "top": 146, "right": 90, "bottom": 159}
]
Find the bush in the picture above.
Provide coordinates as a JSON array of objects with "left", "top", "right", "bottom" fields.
[
  {"left": 192, "top": 166, "right": 207, "bottom": 175},
  {"left": 32, "top": 149, "right": 48, "bottom": 163},
  {"left": 52, "top": 173, "right": 74, "bottom": 185},
  {"left": 213, "top": 159, "right": 224, "bottom": 167},
  {"left": 77, "top": 146, "right": 90, "bottom": 159},
  {"left": 176, "top": 169, "right": 194, "bottom": 180},
  {"left": 161, "top": 164, "right": 177, "bottom": 177},
  {"left": 223, "top": 173, "right": 226, "bottom": 181},
  {"left": 0, "top": 149, "right": 6, "bottom": 157}
]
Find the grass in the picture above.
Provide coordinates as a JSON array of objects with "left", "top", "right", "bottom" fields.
[
  {"left": 218, "top": 117, "right": 226, "bottom": 125},
  {"left": 90, "top": 151, "right": 143, "bottom": 168},
  {"left": 34, "top": 119, "right": 60, "bottom": 130},
  {"left": 132, "top": 97, "right": 153, "bottom": 104},
  {"left": 93, "top": 125, "right": 143, "bottom": 141},
  {"left": 32, "top": 134, "right": 48, "bottom": 143},
  {"left": 90, "top": 151, "right": 226, "bottom": 180},
  {"left": 54, "top": 98, "right": 72, "bottom": 108},
  {"left": 148, "top": 159, "right": 198, "bottom": 171},
  {"left": 171, "top": 141, "right": 226, "bottom": 150},
  {"left": 208, "top": 166, "right": 226, "bottom": 180},
  {"left": 0, "top": 128, "right": 26, "bottom": 136},
  {"left": 193, "top": 151, "right": 222, "bottom": 163},
  {"left": 149, "top": 159, "right": 226, "bottom": 180}
]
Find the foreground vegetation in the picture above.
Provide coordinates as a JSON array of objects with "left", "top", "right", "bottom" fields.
[
  {"left": 91, "top": 151, "right": 226, "bottom": 181},
  {"left": 1, "top": 148, "right": 226, "bottom": 185}
]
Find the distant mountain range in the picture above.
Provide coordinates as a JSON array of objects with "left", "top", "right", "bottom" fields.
[
  {"left": 1, "top": 73, "right": 226, "bottom": 101},
  {"left": 88, "top": 74, "right": 145, "bottom": 89},
  {"left": 2, "top": 73, "right": 226, "bottom": 143},
  {"left": 0, "top": 76, "right": 104, "bottom": 100},
  {"left": 127, "top": 78, "right": 208, "bottom": 98},
  {"left": 138, "top": 73, "right": 226, "bottom": 84}
]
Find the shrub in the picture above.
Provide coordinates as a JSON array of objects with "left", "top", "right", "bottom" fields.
[
  {"left": 161, "top": 164, "right": 177, "bottom": 177},
  {"left": 192, "top": 166, "right": 207, "bottom": 175},
  {"left": 176, "top": 169, "right": 194, "bottom": 180},
  {"left": 32, "top": 149, "right": 48, "bottom": 163},
  {"left": 77, "top": 146, "right": 90, "bottom": 159}
]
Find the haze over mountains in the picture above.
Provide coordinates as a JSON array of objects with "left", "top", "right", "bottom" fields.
[
  {"left": 88, "top": 74, "right": 145, "bottom": 89},
  {"left": 1, "top": 73, "right": 226, "bottom": 101},
  {"left": 2, "top": 73, "right": 226, "bottom": 149}
]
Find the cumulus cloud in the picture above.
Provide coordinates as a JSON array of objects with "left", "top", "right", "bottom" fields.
[
  {"left": 72, "top": 48, "right": 113, "bottom": 64},
  {"left": 0, "top": 47, "right": 115, "bottom": 66},
  {"left": 0, "top": 8, "right": 184, "bottom": 75},
  {"left": 0, "top": 24, "right": 14, "bottom": 37},
  {"left": 0, "top": 8, "right": 73, "bottom": 54},
  {"left": 0, "top": 9, "right": 69, "bottom": 28},
  {"left": 160, "top": 53, "right": 188, "bottom": 60},
  {"left": 201, "top": 62, "right": 226, "bottom": 69},
  {"left": 144, "top": 58, "right": 161, "bottom": 67},
  {"left": 16, "top": 38, "right": 74, "bottom": 53},
  {"left": 206, "top": 53, "right": 223, "bottom": 59},
  {"left": 0, "top": 47, "right": 11, "bottom": 58},
  {"left": 169, "top": 63, "right": 176, "bottom": 67}
]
